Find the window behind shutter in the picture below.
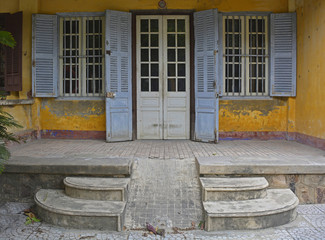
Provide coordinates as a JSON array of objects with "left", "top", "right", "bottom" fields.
[
  {"left": 32, "top": 14, "right": 58, "bottom": 97},
  {"left": 4, "top": 12, "right": 22, "bottom": 91},
  {"left": 270, "top": 13, "right": 296, "bottom": 97}
]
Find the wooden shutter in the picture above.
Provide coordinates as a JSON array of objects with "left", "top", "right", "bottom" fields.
[
  {"left": 194, "top": 9, "right": 219, "bottom": 142},
  {"left": 32, "top": 14, "right": 58, "bottom": 97},
  {"left": 105, "top": 10, "right": 132, "bottom": 142},
  {"left": 270, "top": 13, "right": 296, "bottom": 97},
  {"left": 4, "top": 12, "right": 22, "bottom": 91}
]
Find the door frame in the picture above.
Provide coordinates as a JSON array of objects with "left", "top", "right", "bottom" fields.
[{"left": 131, "top": 10, "right": 195, "bottom": 140}]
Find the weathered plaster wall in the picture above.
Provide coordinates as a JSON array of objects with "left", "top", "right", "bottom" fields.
[
  {"left": 219, "top": 99, "right": 288, "bottom": 132},
  {"left": 37, "top": 0, "right": 289, "bottom": 136},
  {"left": 1, "top": 0, "right": 292, "bottom": 138},
  {"left": 295, "top": 0, "right": 325, "bottom": 140},
  {"left": 40, "top": 100, "right": 105, "bottom": 131}
]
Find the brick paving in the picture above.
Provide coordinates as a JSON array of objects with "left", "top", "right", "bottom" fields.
[
  {"left": 124, "top": 157, "right": 202, "bottom": 230},
  {"left": 1, "top": 202, "right": 325, "bottom": 239},
  {"left": 2, "top": 139, "right": 325, "bottom": 239},
  {"left": 10, "top": 139, "right": 325, "bottom": 160}
]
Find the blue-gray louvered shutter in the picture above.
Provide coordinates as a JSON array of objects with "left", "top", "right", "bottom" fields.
[
  {"left": 105, "top": 10, "right": 132, "bottom": 142},
  {"left": 270, "top": 13, "right": 296, "bottom": 97},
  {"left": 194, "top": 9, "right": 219, "bottom": 142},
  {"left": 32, "top": 14, "right": 58, "bottom": 97}
]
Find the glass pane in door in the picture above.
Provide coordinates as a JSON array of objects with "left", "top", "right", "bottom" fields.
[
  {"left": 140, "top": 18, "right": 160, "bottom": 92},
  {"left": 167, "top": 19, "right": 186, "bottom": 92}
]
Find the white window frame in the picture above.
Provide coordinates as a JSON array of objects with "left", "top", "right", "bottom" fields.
[
  {"left": 59, "top": 15, "right": 105, "bottom": 97},
  {"left": 222, "top": 13, "right": 269, "bottom": 97}
]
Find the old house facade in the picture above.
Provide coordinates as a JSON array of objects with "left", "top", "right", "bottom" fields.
[{"left": 0, "top": 0, "right": 324, "bottom": 148}]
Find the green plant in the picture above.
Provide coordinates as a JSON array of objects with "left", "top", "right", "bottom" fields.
[
  {"left": 0, "top": 109, "right": 22, "bottom": 173},
  {"left": 0, "top": 29, "right": 16, "bottom": 48},
  {"left": 0, "top": 31, "right": 21, "bottom": 174},
  {"left": 24, "top": 209, "right": 41, "bottom": 225}
]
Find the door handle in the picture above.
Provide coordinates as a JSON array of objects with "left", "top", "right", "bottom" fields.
[{"left": 106, "top": 92, "right": 116, "bottom": 98}]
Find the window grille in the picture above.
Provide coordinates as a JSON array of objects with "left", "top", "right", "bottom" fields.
[
  {"left": 223, "top": 15, "right": 268, "bottom": 96},
  {"left": 59, "top": 16, "right": 104, "bottom": 97}
]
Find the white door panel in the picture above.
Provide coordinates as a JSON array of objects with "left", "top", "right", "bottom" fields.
[{"left": 137, "top": 15, "right": 189, "bottom": 139}]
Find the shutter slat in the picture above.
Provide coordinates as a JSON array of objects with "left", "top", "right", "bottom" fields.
[
  {"left": 270, "top": 13, "right": 296, "bottom": 97},
  {"left": 32, "top": 14, "right": 58, "bottom": 97}
]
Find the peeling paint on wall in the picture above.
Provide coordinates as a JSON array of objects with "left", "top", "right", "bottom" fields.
[
  {"left": 220, "top": 98, "right": 286, "bottom": 117},
  {"left": 41, "top": 100, "right": 105, "bottom": 117},
  {"left": 219, "top": 99, "right": 288, "bottom": 132},
  {"left": 40, "top": 99, "right": 106, "bottom": 131}
]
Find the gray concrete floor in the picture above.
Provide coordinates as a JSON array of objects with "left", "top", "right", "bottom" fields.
[{"left": 2, "top": 139, "right": 325, "bottom": 239}]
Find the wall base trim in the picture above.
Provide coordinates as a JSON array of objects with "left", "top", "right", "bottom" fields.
[
  {"left": 295, "top": 132, "right": 325, "bottom": 151},
  {"left": 39, "top": 130, "right": 325, "bottom": 151},
  {"left": 219, "top": 131, "right": 287, "bottom": 140}
]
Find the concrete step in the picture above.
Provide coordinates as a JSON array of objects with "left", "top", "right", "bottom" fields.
[
  {"left": 200, "top": 177, "right": 269, "bottom": 201},
  {"left": 6, "top": 156, "right": 133, "bottom": 176},
  {"left": 203, "top": 189, "right": 299, "bottom": 231},
  {"left": 35, "top": 189, "right": 126, "bottom": 231},
  {"left": 64, "top": 177, "right": 130, "bottom": 201}
]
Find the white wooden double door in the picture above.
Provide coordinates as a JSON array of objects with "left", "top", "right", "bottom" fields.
[{"left": 137, "top": 15, "right": 190, "bottom": 139}]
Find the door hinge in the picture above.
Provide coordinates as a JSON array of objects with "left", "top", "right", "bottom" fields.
[
  {"left": 215, "top": 92, "right": 219, "bottom": 98},
  {"left": 214, "top": 50, "right": 218, "bottom": 55},
  {"left": 106, "top": 50, "right": 111, "bottom": 55}
]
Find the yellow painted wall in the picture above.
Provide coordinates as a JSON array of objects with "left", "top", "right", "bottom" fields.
[
  {"left": 3, "top": 105, "right": 33, "bottom": 132},
  {"left": 1, "top": 0, "right": 293, "bottom": 136},
  {"left": 0, "top": 0, "right": 19, "bottom": 13},
  {"left": 0, "top": 0, "right": 38, "bottom": 136},
  {"left": 295, "top": 0, "right": 325, "bottom": 139},
  {"left": 39, "top": 0, "right": 288, "bottom": 13}
]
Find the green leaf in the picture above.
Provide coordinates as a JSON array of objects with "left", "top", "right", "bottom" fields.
[
  {"left": 32, "top": 217, "right": 41, "bottom": 223},
  {"left": 0, "top": 31, "right": 16, "bottom": 48},
  {"left": 25, "top": 217, "right": 32, "bottom": 225}
]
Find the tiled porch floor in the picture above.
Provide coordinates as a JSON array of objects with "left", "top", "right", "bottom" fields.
[{"left": 9, "top": 139, "right": 325, "bottom": 160}]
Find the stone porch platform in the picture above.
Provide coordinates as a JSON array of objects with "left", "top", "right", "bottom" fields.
[
  {"left": 1, "top": 139, "right": 325, "bottom": 231},
  {"left": 2, "top": 139, "right": 325, "bottom": 204}
]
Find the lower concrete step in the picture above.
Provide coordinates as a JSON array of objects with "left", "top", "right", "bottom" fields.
[
  {"left": 64, "top": 177, "right": 130, "bottom": 201},
  {"left": 35, "top": 189, "right": 126, "bottom": 231},
  {"left": 203, "top": 189, "right": 299, "bottom": 231},
  {"left": 200, "top": 177, "right": 268, "bottom": 201}
]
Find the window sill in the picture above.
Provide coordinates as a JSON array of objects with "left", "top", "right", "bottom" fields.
[
  {"left": 219, "top": 96, "right": 273, "bottom": 100},
  {"left": 55, "top": 96, "right": 105, "bottom": 101},
  {"left": 0, "top": 99, "right": 35, "bottom": 106}
]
